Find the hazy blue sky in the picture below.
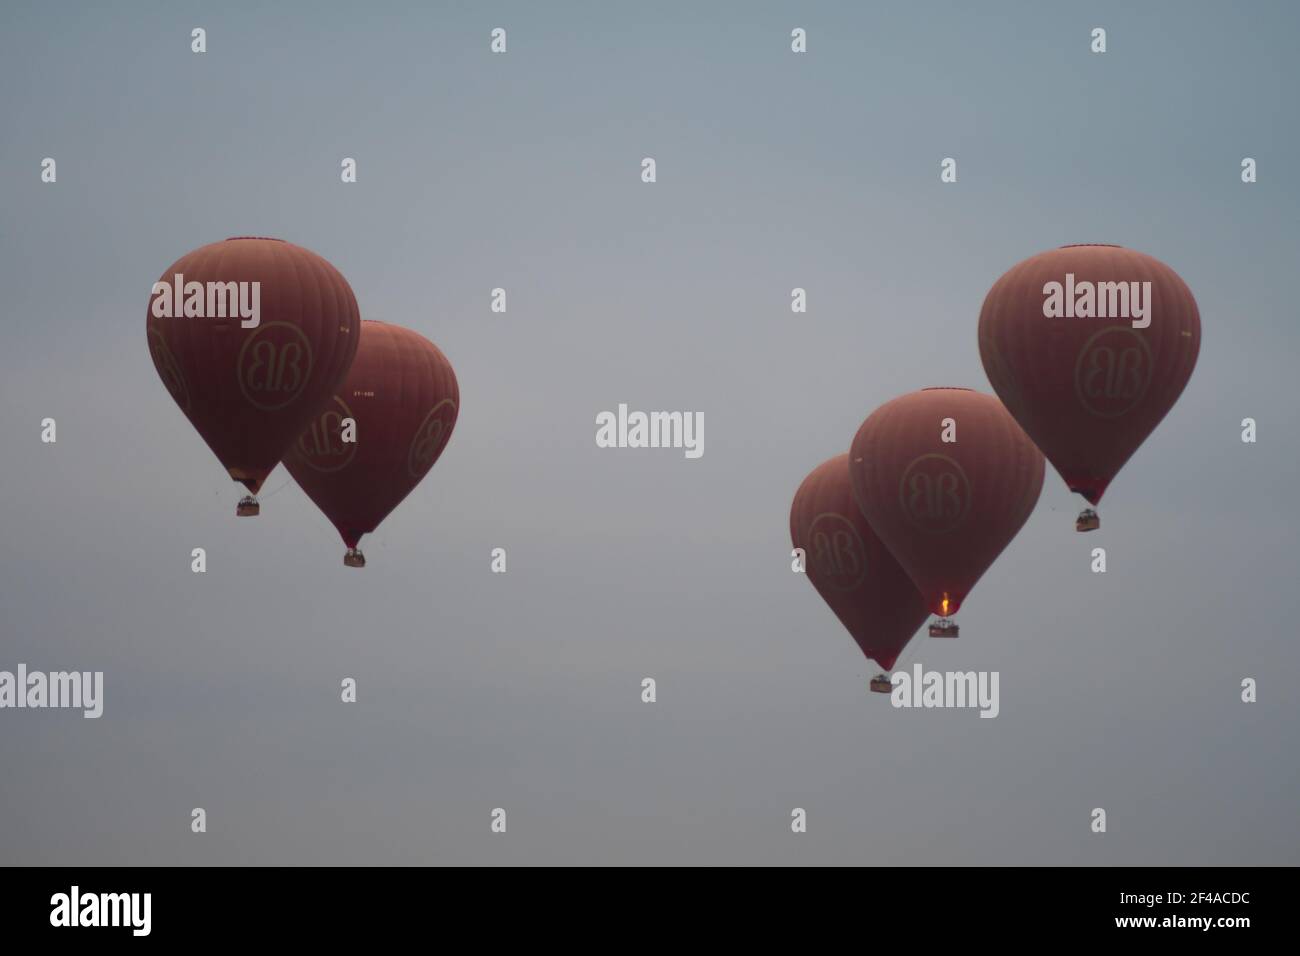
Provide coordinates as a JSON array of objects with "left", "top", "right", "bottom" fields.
[{"left": 1, "top": 1, "right": 1297, "bottom": 865}]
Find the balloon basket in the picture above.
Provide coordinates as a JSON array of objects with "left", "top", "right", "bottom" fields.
[
  {"left": 929, "top": 619, "right": 959, "bottom": 638},
  {"left": 343, "top": 548, "right": 366, "bottom": 568},
  {"left": 235, "top": 495, "right": 260, "bottom": 517},
  {"left": 869, "top": 674, "right": 893, "bottom": 694},
  {"left": 1075, "top": 508, "right": 1100, "bottom": 532}
]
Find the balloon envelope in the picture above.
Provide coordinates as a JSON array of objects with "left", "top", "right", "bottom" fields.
[
  {"left": 145, "top": 237, "right": 360, "bottom": 495},
  {"left": 283, "top": 321, "right": 459, "bottom": 551},
  {"left": 849, "top": 388, "right": 1044, "bottom": 618},
  {"left": 978, "top": 244, "right": 1200, "bottom": 505},
  {"left": 790, "top": 454, "right": 929, "bottom": 670}
]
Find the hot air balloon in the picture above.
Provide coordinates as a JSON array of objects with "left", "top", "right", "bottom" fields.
[
  {"left": 283, "top": 321, "right": 459, "bottom": 567},
  {"left": 791, "top": 454, "right": 930, "bottom": 693},
  {"left": 979, "top": 244, "right": 1200, "bottom": 531},
  {"left": 146, "top": 237, "right": 360, "bottom": 516},
  {"left": 849, "top": 388, "right": 1044, "bottom": 637}
]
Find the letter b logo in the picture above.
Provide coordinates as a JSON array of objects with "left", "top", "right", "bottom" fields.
[
  {"left": 1075, "top": 327, "right": 1152, "bottom": 418},
  {"left": 899, "top": 454, "right": 970, "bottom": 534}
]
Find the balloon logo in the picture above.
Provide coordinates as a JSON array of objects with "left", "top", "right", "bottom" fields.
[
  {"left": 807, "top": 512, "right": 868, "bottom": 591},
  {"left": 293, "top": 397, "right": 357, "bottom": 473},
  {"left": 236, "top": 322, "right": 314, "bottom": 411},
  {"left": 407, "top": 398, "right": 457, "bottom": 478},
  {"left": 147, "top": 329, "right": 190, "bottom": 412},
  {"left": 899, "top": 453, "right": 971, "bottom": 534},
  {"left": 1073, "top": 326, "right": 1153, "bottom": 418}
]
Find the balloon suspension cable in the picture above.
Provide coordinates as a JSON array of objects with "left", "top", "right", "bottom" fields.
[
  {"left": 257, "top": 479, "right": 292, "bottom": 501},
  {"left": 893, "top": 636, "right": 923, "bottom": 674},
  {"left": 873, "top": 632, "right": 926, "bottom": 693}
]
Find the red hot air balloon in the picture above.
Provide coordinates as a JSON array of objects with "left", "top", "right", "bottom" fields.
[
  {"left": 146, "top": 237, "right": 360, "bottom": 515},
  {"left": 791, "top": 454, "right": 930, "bottom": 692},
  {"left": 978, "top": 244, "right": 1200, "bottom": 531},
  {"left": 283, "top": 321, "right": 459, "bottom": 567},
  {"left": 849, "top": 388, "right": 1044, "bottom": 637}
]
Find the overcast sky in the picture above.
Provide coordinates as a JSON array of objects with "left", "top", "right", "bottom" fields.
[{"left": 1, "top": 0, "right": 1297, "bottom": 865}]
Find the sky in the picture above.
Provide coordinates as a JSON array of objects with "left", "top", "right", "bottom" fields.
[{"left": 1, "top": 0, "right": 1297, "bottom": 865}]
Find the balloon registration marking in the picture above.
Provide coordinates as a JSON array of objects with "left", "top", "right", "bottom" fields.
[
  {"left": 807, "top": 512, "right": 869, "bottom": 591},
  {"left": 407, "top": 398, "right": 457, "bottom": 478},
  {"left": 236, "top": 322, "right": 315, "bottom": 411},
  {"left": 898, "top": 453, "right": 972, "bottom": 535},
  {"left": 1073, "top": 325, "right": 1153, "bottom": 419},
  {"left": 293, "top": 396, "right": 357, "bottom": 473}
]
